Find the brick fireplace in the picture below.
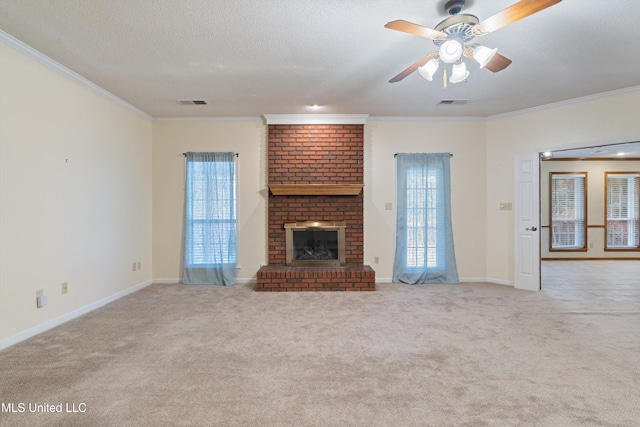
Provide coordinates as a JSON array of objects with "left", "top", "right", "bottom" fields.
[{"left": 256, "top": 116, "right": 375, "bottom": 291}]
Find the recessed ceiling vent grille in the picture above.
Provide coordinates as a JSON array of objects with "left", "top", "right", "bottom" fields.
[
  {"left": 438, "top": 99, "right": 468, "bottom": 105},
  {"left": 177, "top": 100, "right": 208, "bottom": 105}
]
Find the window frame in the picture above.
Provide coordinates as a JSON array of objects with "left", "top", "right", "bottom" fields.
[
  {"left": 604, "top": 172, "right": 640, "bottom": 251},
  {"left": 549, "top": 171, "right": 588, "bottom": 252}
]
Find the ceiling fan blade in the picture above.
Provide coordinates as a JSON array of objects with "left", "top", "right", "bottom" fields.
[
  {"left": 484, "top": 53, "right": 513, "bottom": 72},
  {"left": 464, "top": 50, "right": 512, "bottom": 72},
  {"left": 464, "top": 49, "right": 512, "bottom": 72},
  {"left": 474, "top": 0, "right": 562, "bottom": 35},
  {"left": 389, "top": 53, "right": 438, "bottom": 83},
  {"left": 385, "top": 20, "right": 446, "bottom": 40}
]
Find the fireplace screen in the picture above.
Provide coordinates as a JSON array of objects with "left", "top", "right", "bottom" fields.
[{"left": 285, "top": 221, "right": 346, "bottom": 267}]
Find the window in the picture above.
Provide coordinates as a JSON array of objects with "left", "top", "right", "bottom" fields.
[
  {"left": 405, "top": 166, "right": 442, "bottom": 269},
  {"left": 550, "top": 173, "right": 586, "bottom": 250},
  {"left": 606, "top": 173, "right": 639, "bottom": 250},
  {"left": 186, "top": 157, "right": 236, "bottom": 265},
  {"left": 182, "top": 152, "right": 237, "bottom": 286},
  {"left": 393, "top": 153, "right": 458, "bottom": 284}
]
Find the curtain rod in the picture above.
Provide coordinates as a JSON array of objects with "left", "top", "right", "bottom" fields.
[
  {"left": 394, "top": 153, "right": 453, "bottom": 157},
  {"left": 183, "top": 153, "right": 238, "bottom": 157}
]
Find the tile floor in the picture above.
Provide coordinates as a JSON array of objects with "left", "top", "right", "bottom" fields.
[{"left": 542, "top": 260, "right": 640, "bottom": 304}]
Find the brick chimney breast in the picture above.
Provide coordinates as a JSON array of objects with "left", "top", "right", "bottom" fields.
[{"left": 257, "top": 119, "right": 374, "bottom": 291}]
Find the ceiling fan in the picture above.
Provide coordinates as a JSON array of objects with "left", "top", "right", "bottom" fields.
[{"left": 385, "top": 0, "right": 562, "bottom": 86}]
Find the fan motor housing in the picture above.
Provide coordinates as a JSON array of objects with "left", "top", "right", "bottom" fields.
[{"left": 434, "top": 13, "right": 479, "bottom": 45}]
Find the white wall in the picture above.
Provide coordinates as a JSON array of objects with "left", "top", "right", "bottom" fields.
[
  {"left": 152, "top": 120, "right": 267, "bottom": 282},
  {"left": 486, "top": 88, "right": 640, "bottom": 283},
  {"left": 0, "top": 40, "right": 152, "bottom": 346}
]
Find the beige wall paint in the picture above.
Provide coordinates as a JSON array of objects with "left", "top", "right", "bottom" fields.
[
  {"left": 152, "top": 119, "right": 487, "bottom": 282},
  {"left": 365, "top": 120, "right": 488, "bottom": 281},
  {"left": 486, "top": 89, "right": 640, "bottom": 282},
  {"left": 540, "top": 160, "right": 640, "bottom": 258},
  {"left": 151, "top": 120, "right": 267, "bottom": 281},
  {"left": 0, "top": 41, "right": 152, "bottom": 343}
]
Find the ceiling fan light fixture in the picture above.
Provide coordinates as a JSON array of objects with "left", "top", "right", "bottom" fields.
[
  {"left": 418, "top": 58, "right": 440, "bottom": 81},
  {"left": 439, "top": 40, "right": 463, "bottom": 63},
  {"left": 450, "top": 61, "right": 469, "bottom": 83},
  {"left": 472, "top": 45, "right": 498, "bottom": 69}
]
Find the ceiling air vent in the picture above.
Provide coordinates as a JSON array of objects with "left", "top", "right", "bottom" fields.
[
  {"left": 438, "top": 100, "right": 468, "bottom": 105},
  {"left": 177, "top": 100, "right": 208, "bottom": 105}
]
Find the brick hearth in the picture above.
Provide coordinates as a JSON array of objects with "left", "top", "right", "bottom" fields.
[
  {"left": 257, "top": 265, "right": 375, "bottom": 292},
  {"left": 255, "top": 121, "right": 375, "bottom": 292}
]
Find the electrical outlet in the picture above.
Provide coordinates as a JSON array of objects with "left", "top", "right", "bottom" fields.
[
  {"left": 374, "top": 256, "right": 380, "bottom": 264},
  {"left": 384, "top": 202, "right": 393, "bottom": 210},
  {"left": 132, "top": 262, "right": 137, "bottom": 272},
  {"left": 61, "top": 282, "right": 68, "bottom": 294},
  {"left": 137, "top": 261, "right": 141, "bottom": 270}
]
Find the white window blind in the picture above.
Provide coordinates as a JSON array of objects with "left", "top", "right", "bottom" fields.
[
  {"left": 550, "top": 173, "right": 586, "bottom": 249},
  {"left": 405, "top": 166, "right": 442, "bottom": 269},
  {"left": 606, "top": 173, "right": 640, "bottom": 249}
]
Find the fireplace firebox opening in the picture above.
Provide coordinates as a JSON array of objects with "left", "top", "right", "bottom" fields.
[{"left": 285, "top": 221, "right": 346, "bottom": 267}]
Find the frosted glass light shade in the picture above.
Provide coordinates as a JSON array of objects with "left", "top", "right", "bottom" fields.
[
  {"left": 450, "top": 62, "right": 469, "bottom": 83},
  {"left": 472, "top": 45, "right": 497, "bottom": 69},
  {"left": 439, "top": 40, "right": 463, "bottom": 63},
  {"left": 418, "top": 58, "right": 439, "bottom": 81}
]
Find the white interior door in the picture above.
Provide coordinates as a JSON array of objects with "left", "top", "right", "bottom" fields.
[{"left": 514, "top": 153, "right": 541, "bottom": 291}]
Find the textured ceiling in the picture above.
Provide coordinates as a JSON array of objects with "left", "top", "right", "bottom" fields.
[{"left": 1, "top": 0, "right": 640, "bottom": 119}]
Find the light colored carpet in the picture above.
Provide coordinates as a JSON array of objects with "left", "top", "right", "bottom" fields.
[{"left": 1, "top": 282, "right": 639, "bottom": 426}]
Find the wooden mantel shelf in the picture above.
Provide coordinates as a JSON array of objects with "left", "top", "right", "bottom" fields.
[{"left": 269, "top": 184, "right": 363, "bottom": 196}]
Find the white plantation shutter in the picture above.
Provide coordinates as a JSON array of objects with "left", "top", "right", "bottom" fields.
[
  {"left": 606, "top": 173, "right": 640, "bottom": 248},
  {"left": 550, "top": 173, "right": 586, "bottom": 249}
]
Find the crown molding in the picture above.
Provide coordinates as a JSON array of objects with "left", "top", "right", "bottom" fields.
[
  {"left": 368, "top": 115, "right": 486, "bottom": 122},
  {"left": 0, "top": 30, "right": 151, "bottom": 121},
  {"left": 263, "top": 114, "right": 368, "bottom": 125},
  {"left": 153, "top": 116, "right": 263, "bottom": 122},
  {"left": 488, "top": 85, "right": 640, "bottom": 121}
]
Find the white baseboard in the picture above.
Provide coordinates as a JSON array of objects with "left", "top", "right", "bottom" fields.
[
  {"left": 485, "top": 277, "right": 514, "bottom": 286},
  {"left": 125, "top": 276, "right": 513, "bottom": 288},
  {"left": 373, "top": 277, "right": 514, "bottom": 286},
  {"left": 153, "top": 278, "right": 180, "bottom": 284},
  {"left": 153, "top": 278, "right": 256, "bottom": 285},
  {"left": 0, "top": 279, "right": 153, "bottom": 351},
  {"left": 459, "top": 277, "right": 486, "bottom": 283}
]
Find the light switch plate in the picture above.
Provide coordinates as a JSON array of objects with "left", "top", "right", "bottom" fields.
[{"left": 37, "top": 294, "right": 48, "bottom": 308}]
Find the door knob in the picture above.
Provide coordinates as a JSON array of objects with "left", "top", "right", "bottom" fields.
[{"left": 526, "top": 226, "right": 538, "bottom": 231}]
